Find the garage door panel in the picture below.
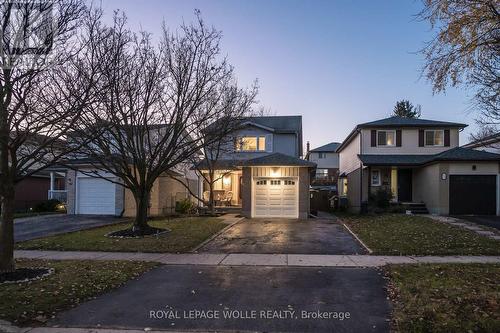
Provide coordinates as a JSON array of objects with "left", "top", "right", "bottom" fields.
[
  {"left": 450, "top": 175, "right": 496, "bottom": 215},
  {"left": 253, "top": 177, "right": 298, "bottom": 218},
  {"left": 77, "top": 177, "right": 116, "bottom": 215}
]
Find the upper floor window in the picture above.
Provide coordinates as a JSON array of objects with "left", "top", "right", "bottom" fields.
[
  {"left": 425, "top": 130, "right": 444, "bottom": 146},
  {"left": 318, "top": 152, "right": 327, "bottom": 159},
  {"left": 377, "top": 130, "right": 395, "bottom": 147},
  {"left": 315, "top": 168, "right": 328, "bottom": 179},
  {"left": 235, "top": 136, "right": 266, "bottom": 152}
]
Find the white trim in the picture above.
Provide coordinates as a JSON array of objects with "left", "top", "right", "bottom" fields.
[
  {"left": 424, "top": 129, "right": 445, "bottom": 147},
  {"left": 376, "top": 130, "right": 396, "bottom": 147},
  {"left": 239, "top": 121, "right": 275, "bottom": 132}
]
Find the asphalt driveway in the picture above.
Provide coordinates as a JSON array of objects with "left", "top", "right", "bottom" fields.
[
  {"left": 53, "top": 265, "right": 391, "bottom": 333},
  {"left": 198, "top": 218, "right": 367, "bottom": 254},
  {"left": 14, "top": 214, "right": 126, "bottom": 242},
  {"left": 454, "top": 215, "right": 500, "bottom": 231}
]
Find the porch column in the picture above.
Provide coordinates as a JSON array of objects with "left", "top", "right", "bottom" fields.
[
  {"left": 198, "top": 172, "right": 204, "bottom": 207},
  {"left": 390, "top": 167, "right": 398, "bottom": 201},
  {"left": 49, "top": 171, "right": 56, "bottom": 199}
]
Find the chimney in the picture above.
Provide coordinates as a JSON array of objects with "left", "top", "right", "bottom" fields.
[{"left": 306, "top": 141, "right": 310, "bottom": 155}]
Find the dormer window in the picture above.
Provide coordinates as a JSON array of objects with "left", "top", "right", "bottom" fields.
[
  {"left": 235, "top": 136, "right": 266, "bottom": 152},
  {"left": 377, "top": 130, "right": 396, "bottom": 147},
  {"left": 425, "top": 130, "right": 444, "bottom": 146}
]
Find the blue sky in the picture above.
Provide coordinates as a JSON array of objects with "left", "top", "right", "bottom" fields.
[{"left": 100, "top": 0, "right": 477, "bottom": 148}]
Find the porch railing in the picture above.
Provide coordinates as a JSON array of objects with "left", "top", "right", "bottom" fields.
[{"left": 48, "top": 190, "right": 67, "bottom": 203}]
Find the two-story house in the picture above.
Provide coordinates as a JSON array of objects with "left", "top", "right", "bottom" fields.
[
  {"left": 306, "top": 142, "right": 341, "bottom": 189},
  {"left": 196, "top": 116, "right": 316, "bottom": 218},
  {"left": 337, "top": 116, "right": 500, "bottom": 215}
]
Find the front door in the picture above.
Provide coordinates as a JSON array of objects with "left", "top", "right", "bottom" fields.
[{"left": 397, "top": 169, "right": 412, "bottom": 202}]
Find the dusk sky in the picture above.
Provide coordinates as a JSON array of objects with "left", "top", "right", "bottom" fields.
[{"left": 100, "top": 0, "right": 477, "bottom": 149}]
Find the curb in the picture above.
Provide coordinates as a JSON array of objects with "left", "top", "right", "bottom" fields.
[
  {"left": 190, "top": 216, "right": 245, "bottom": 253},
  {"left": 341, "top": 222, "right": 373, "bottom": 254}
]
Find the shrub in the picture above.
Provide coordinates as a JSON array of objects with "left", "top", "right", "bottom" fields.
[
  {"left": 175, "top": 198, "right": 195, "bottom": 214},
  {"left": 33, "top": 199, "right": 61, "bottom": 212},
  {"left": 370, "top": 188, "right": 392, "bottom": 209}
]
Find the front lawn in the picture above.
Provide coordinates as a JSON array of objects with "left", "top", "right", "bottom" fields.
[
  {"left": 341, "top": 214, "right": 500, "bottom": 255},
  {"left": 0, "top": 259, "right": 157, "bottom": 326},
  {"left": 16, "top": 217, "right": 227, "bottom": 253},
  {"left": 387, "top": 264, "right": 500, "bottom": 332}
]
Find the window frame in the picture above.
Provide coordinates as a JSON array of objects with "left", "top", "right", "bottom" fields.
[
  {"left": 424, "top": 129, "right": 444, "bottom": 147},
  {"left": 315, "top": 168, "right": 329, "bottom": 179},
  {"left": 318, "top": 152, "right": 327, "bottom": 159},
  {"left": 235, "top": 136, "right": 266, "bottom": 152},
  {"left": 371, "top": 169, "right": 381, "bottom": 186},
  {"left": 376, "top": 130, "right": 396, "bottom": 147}
]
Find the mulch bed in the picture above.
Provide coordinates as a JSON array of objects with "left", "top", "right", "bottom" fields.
[
  {"left": 106, "top": 226, "right": 170, "bottom": 238},
  {"left": 0, "top": 267, "right": 53, "bottom": 284}
]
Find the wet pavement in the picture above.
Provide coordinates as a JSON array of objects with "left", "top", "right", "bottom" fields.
[
  {"left": 53, "top": 265, "right": 391, "bottom": 333},
  {"left": 198, "top": 218, "right": 368, "bottom": 254}
]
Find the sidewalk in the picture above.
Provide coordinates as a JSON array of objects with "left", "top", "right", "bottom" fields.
[{"left": 15, "top": 250, "right": 500, "bottom": 267}]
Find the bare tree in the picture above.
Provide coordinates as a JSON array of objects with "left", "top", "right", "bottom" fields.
[
  {"left": 72, "top": 13, "right": 257, "bottom": 235},
  {"left": 418, "top": 0, "right": 500, "bottom": 122},
  {"left": 468, "top": 123, "right": 498, "bottom": 142},
  {"left": 0, "top": 1, "right": 104, "bottom": 273}
]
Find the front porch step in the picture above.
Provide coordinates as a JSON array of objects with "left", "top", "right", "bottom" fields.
[{"left": 402, "top": 202, "right": 429, "bottom": 214}]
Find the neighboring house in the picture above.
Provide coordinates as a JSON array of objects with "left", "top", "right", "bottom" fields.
[
  {"left": 463, "top": 132, "right": 500, "bottom": 154},
  {"left": 63, "top": 159, "right": 198, "bottom": 217},
  {"left": 196, "top": 116, "right": 315, "bottom": 218},
  {"left": 337, "top": 116, "right": 500, "bottom": 215},
  {"left": 14, "top": 170, "right": 65, "bottom": 212},
  {"left": 306, "top": 141, "right": 341, "bottom": 189}
]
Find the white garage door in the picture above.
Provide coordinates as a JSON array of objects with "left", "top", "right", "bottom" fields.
[
  {"left": 77, "top": 177, "right": 116, "bottom": 215},
  {"left": 253, "top": 178, "right": 298, "bottom": 218}
]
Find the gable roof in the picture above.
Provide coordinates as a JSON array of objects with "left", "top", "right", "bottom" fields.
[
  {"left": 358, "top": 116, "right": 467, "bottom": 129},
  {"left": 337, "top": 116, "right": 468, "bottom": 153},
  {"left": 310, "top": 142, "right": 341, "bottom": 153},
  {"left": 358, "top": 147, "right": 500, "bottom": 166},
  {"left": 195, "top": 153, "right": 316, "bottom": 169},
  {"left": 244, "top": 152, "right": 316, "bottom": 167},
  {"left": 243, "top": 116, "right": 302, "bottom": 133}
]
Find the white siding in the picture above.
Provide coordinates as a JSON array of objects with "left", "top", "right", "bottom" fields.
[
  {"left": 309, "top": 152, "right": 339, "bottom": 169},
  {"left": 339, "top": 133, "right": 361, "bottom": 175},
  {"left": 361, "top": 128, "right": 460, "bottom": 155}
]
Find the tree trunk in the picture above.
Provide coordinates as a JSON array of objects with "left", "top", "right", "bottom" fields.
[
  {"left": 132, "top": 189, "right": 150, "bottom": 233},
  {"left": 208, "top": 181, "right": 215, "bottom": 214},
  {"left": 0, "top": 187, "right": 15, "bottom": 273}
]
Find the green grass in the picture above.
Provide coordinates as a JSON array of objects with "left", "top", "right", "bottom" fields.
[
  {"left": 387, "top": 264, "right": 500, "bottom": 332},
  {"left": 0, "top": 259, "right": 157, "bottom": 326},
  {"left": 341, "top": 214, "right": 500, "bottom": 255},
  {"left": 16, "top": 217, "right": 227, "bottom": 253}
]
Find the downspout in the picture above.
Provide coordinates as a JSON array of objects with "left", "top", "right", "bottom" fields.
[{"left": 359, "top": 129, "right": 364, "bottom": 211}]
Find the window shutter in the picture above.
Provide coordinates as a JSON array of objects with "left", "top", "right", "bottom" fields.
[
  {"left": 265, "top": 134, "right": 273, "bottom": 152},
  {"left": 418, "top": 130, "right": 424, "bottom": 147},
  {"left": 444, "top": 129, "right": 450, "bottom": 146},
  {"left": 396, "top": 130, "right": 402, "bottom": 147},
  {"left": 371, "top": 130, "right": 376, "bottom": 147}
]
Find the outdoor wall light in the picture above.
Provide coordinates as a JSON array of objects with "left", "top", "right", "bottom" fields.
[
  {"left": 441, "top": 173, "right": 447, "bottom": 180},
  {"left": 270, "top": 167, "right": 280, "bottom": 177}
]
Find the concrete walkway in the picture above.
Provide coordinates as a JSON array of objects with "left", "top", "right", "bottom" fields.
[
  {"left": 15, "top": 250, "right": 500, "bottom": 267},
  {"left": 427, "top": 215, "right": 500, "bottom": 240}
]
